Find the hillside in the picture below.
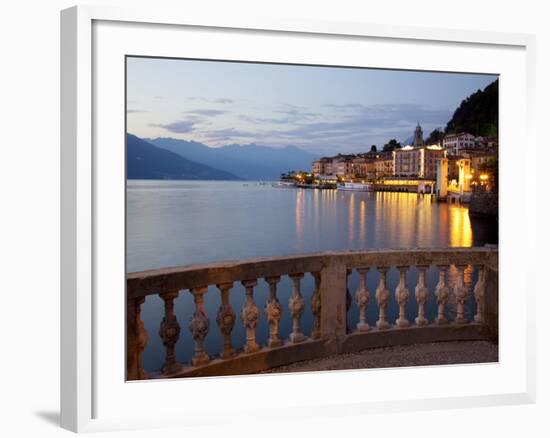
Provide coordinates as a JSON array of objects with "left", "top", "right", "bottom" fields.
[
  {"left": 126, "top": 134, "right": 242, "bottom": 180},
  {"left": 147, "top": 137, "right": 315, "bottom": 180},
  {"left": 445, "top": 79, "right": 498, "bottom": 137}
]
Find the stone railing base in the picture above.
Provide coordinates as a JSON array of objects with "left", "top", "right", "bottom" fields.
[{"left": 149, "top": 323, "right": 493, "bottom": 379}]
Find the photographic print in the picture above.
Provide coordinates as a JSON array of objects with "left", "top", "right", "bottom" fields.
[{"left": 125, "top": 57, "right": 498, "bottom": 380}]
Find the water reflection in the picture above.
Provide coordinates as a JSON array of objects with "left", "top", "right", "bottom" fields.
[
  {"left": 127, "top": 181, "right": 496, "bottom": 372},
  {"left": 359, "top": 199, "right": 366, "bottom": 244},
  {"left": 449, "top": 205, "right": 473, "bottom": 247},
  {"left": 348, "top": 192, "right": 355, "bottom": 243},
  {"left": 295, "top": 189, "right": 305, "bottom": 248}
]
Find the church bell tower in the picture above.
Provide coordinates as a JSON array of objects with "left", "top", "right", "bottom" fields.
[{"left": 413, "top": 123, "right": 424, "bottom": 147}]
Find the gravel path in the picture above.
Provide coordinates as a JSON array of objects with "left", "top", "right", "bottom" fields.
[{"left": 262, "top": 340, "right": 498, "bottom": 373}]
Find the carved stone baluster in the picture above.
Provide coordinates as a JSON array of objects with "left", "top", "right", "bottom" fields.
[
  {"left": 127, "top": 296, "right": 148, "bottom": 380},
  {"left": 434, "top": 266, "right": 450, "bottom": 325},
  {"left": 241, "top": 280, "right": 261, "bottom": 353},
  {"left": 375, "top": 267, "right": 391, "bottom": 330},
  {"left": 189, "top": 286, "right": 210, "bottom": 366},
  {"left": 159, "top": 291, "right": 182, "bottom": 374},
  {"left": 356, "top": 267, "right": 370, "bottom": 332},
  {"left": 454, "top": 265, "right": 469, "bottom": 324},
  {"left": 345, "top": 269, "right": 353, "bottom": 333},
  {"left": 265, "top": 276, "right": 283, "bottom": 348},
  {"left": 395, "top": 266, "right": 411, "bottom": 328},
  {"left": 288, "top": 273, "right": 306, "bottom": 343},
  {"left": 216, "top": 282, "right": 236, "bottom": 359},
  {"left": 310, "top": 272, "right": 322, "bottom": 340},
  {"left": 474, "top": 266, "right": 486, "bottom": 323},
  {"left": 414, "top": 265, "right": 429, "bottom": 326}
]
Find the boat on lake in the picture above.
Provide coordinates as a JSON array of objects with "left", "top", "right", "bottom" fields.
[
  {"left": 337, "top": 182, "right": 373, "bottom": 192},
  {"left": 272, "top": 181, "right": 296, "bottom": 188}
]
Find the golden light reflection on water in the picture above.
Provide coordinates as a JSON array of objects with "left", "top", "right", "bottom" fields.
[
  {"left": 449, "top": 205, "right": 473, "bottom": 247},
  {"left": 312, "top": 188, "right": 319, "bottom": 234},
  {"left": 293, "top": 190, "right": 474, "bottom": 250},
  {"left": 295, "top": 189, "right": 304, "bottom": 246},
  {"left": 348, "top": 192, "right": 355, "bottom": 242},
  {"left": 359, "top": 199, "right": 366, "bottom": 243},
  {"left": 415, "top": 195, "right": 433, "bottom": 245}
]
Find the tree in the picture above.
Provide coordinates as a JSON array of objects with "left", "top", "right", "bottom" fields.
[
  {"left": 426, "top": 128, "right": 445, "bottom": 145},
  {"left": 445, "top": 79, "right": 498, "bottom": 137},
  {"left": 370, "top": 145, "right": 377, "bottom": 152},
  {"left": 382, "top": 139, "right": 401, "bottom": 152}
]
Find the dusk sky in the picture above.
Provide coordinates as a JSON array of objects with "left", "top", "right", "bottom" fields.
[{"left": 127, "top": 57, "right": 497, "bottom": 156}]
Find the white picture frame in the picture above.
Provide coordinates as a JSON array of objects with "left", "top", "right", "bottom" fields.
[{"left": 60, "top": 5, "right": 536, "bottom": 433}]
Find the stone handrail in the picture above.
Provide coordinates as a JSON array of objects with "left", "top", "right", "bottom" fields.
[{"left": 127, "top": 247, "right": 498, "bottom": 380}]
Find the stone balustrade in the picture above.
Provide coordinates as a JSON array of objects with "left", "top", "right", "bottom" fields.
[{"left": 126, "top": 247, "right": 498, "bottom": 380}]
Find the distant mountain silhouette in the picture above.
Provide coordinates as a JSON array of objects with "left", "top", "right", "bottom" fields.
[
  {"left": 127, "top": 133, "right": 242, "bottom": 180},
  {"left": 146, "top": 137, "right": 315, "bottom": 180}
]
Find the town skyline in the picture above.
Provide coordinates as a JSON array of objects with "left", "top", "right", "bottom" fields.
[{"left": 127, "top": 57, "right": 498, "bottom": 156}]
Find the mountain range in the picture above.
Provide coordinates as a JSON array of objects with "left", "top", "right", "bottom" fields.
[
  {"left": 146, "top": 137, "right": 315, "bottom": 181},
  {"left": 127, "top": 134, "right": 242, "bottom": 180}
]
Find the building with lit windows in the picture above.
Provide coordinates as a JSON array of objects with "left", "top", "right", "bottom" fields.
[
  {"left": 393, "top": 145, "right": 446, "bottom": 179},
  {"left": 312, "top": 157, "right": 333, "bottom": 176},
  {"left": 464, "top": 151, "right": 497, "bottom": 173},
  {"left": 443, "top": 132, "right": 476, "bottom": 155},
  {"left": 332, "top": 155, "right": 354, "bottom": 178},
  {"left": 351, "top": 157, "right": 375, "bottom": 179},
  {"left": 373, "top": 152, "right": 394, "bottom": 178}
]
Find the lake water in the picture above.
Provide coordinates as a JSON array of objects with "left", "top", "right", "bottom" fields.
[{"left": 127, "top": 180, "right": 498, "bottom": 372}]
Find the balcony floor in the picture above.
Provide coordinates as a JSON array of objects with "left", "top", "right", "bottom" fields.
[{"left": 262, "top": 340, "right": 498, "bottom": 374}]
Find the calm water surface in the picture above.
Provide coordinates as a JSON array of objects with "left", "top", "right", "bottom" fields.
[{"left": 127, "top": 180, "right": 497, "bottom": 372}]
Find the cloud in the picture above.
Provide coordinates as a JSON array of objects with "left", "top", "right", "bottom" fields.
[
  {"left": 201, "top": 127, "right": 260, "bottom": 141},
  {"left": 237, "top": 114, "right": 293, "bottom": 125},
  {"left": 237, "top": 104, "right": 322, "bottom": 126},
  {"left": 152, "top": 120, "right": 197, "bottom": 133},
  {"left": 127, "top": 109, "right": 146, "bottom": 114},
  {"left": 280, "top": 104, "right": 448, "bottom": 153},
  {"left": 153, "top": 102, "right": 450, "bottom": 154},
  {"left": 187, "top": 97, "right": 234, "bottom": 104},
  {"left": 322, "top": 103, "right": 364, "bottom": 111},
  {"left": 185, "top": 109, "right": 228, "bottom": 116}
]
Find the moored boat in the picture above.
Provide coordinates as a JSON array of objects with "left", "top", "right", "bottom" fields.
[
  {"left": 272, "top": 180, "right": 296, "bottom": 188},
  {"left": 337, "top": 182, "right": 373, "bottom": 191}
]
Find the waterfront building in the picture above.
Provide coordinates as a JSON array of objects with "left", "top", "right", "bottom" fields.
[
  {"left": 446, "top": 155, "right": 461, "bottom": 182},
  {"left": 392, "top": 145, "right": 445, "bottom": 179},
  {"left": 436, "top": 157, "right": 449, "bottom": 200},
  {"left": 377, "top": 177, "right": 435, "bottom": 193},
  {"left": 312, "top": 159, "right": 322, "bottom": 176},
  {"left": 333, "top": 155, "right": 354, "bottom": 178},
  {"left": 373, "top": 152, "right": 394, "bottom": 178},
  {"left": 316, "top": 174, "right": 338, "bottom": 183},
  {"left": 456, "top": 158, "right": 472, "bottom": 195},
  {"left": 413, "top": 123, "right": 424, "bottom": 146},
  {"left": 351, "top": 157, "right": 375, "bottom": 180},
  {"left": 443, "top": 132, "right": 476, "bottom": 155},
  {"left": 312, "top": 157, "right": 333, "bottom": 176},
  {"left": 464, "top": 151, "right": 497, "bottom": 173}
]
